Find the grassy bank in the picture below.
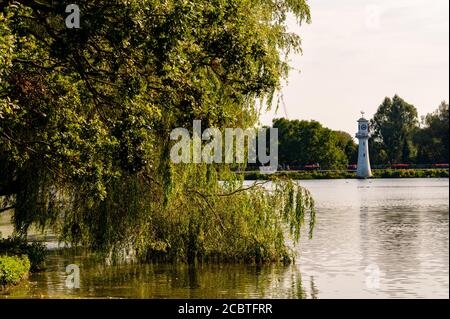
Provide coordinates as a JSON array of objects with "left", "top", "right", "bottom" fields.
[
  {"left": 0, "top": 255, "right": 30, "bottom": 289},
  {"left": 243, "top": 169, "right": 449, "bottom": 180},
  {"left": 0, "top": 237, "right": 46, "bottom": 272},
  {"left": 0, "top": 237, "right": 46, "bottom": 290}
]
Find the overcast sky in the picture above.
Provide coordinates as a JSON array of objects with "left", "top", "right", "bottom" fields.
[{"left": 260, "top": 0, "right": 449, "bottom": 136}]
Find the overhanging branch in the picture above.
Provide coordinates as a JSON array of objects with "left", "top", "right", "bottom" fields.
[{"left": 0, "top": 206, "right": 15, "bottom": 214}]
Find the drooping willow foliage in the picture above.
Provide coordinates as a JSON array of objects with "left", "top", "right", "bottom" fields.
[{"left": 0, "top": 0, "right": 315, "bottom": 263}]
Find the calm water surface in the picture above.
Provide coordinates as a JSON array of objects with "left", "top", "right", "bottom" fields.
[{"left": 1, "top": 178, "right": 448, "bottom": 299}]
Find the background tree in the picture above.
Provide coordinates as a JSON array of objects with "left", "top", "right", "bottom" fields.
[
  {"left": 414, "top": 101, "right": 449, "bottom": 164},
  {"left": 333, "top": 131, "right": 358, "bottom": 164},
  {"left": 370, "top": 95, "right": 419, "bottom": 164},
  {"left": 368, "top": 139, "right": 389, "bottom": 165},
  {"left": 274, "top": 118, "right": 348, "bottom": 169}
]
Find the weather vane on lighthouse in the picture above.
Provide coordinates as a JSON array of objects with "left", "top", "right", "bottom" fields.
[{"left": 356, "top": 111, "right": 372, "bottom": 178}]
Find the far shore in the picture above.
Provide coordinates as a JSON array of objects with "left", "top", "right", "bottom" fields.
[{"left": 241, "top": 169, "right": 449, "bottom": 180}]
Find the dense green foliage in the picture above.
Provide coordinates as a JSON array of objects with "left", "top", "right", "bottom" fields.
[
  {"left": 0, "top": 237, "right": 46, "bottom": 271},
  {"left": 370, "top": 96, "right": 448, "bottom": 165},
  {"left": 0, "top": 254, "right": 30, "bottom": 288},
  {"left": 370, "top": 95, "right": 419, "bottom": 164},
  {"left": 414, "top": 101, "right": 449, "bottom": 164},
  {"left": 0, "top": 0, "right": 315, "bottom": 263},
  {"left": 333, "top": 130, "right": 358, "bottom": 164},
  {"left": 274, "top": 118, "right": 355, "bottom": 169}
]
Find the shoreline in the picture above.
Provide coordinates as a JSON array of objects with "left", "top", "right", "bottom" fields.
[{"left": 241, "top": 169, "right": 449, "bottom": 180}]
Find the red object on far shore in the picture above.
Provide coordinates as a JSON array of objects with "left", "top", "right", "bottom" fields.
[
  {"left": 391, "top": 164, "right": 410, "bottom": 169},
  {"left": 432, "top": 164, "right": 449, "bottom": 168},
  {"left": 304, "top": 164, "right": 320, "bottom": 170}
]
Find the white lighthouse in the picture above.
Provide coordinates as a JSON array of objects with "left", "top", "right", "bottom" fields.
[{"left": 355, "top": 112, "right": 372, "bottom": 178}]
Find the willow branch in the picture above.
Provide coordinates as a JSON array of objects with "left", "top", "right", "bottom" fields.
[{"left": 0, "top": 206, "right": 15, "bottom": 214}]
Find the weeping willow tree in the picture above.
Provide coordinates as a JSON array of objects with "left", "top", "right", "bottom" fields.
[{"left": 0, "top": 0, "right": 314, "bottom": 263}]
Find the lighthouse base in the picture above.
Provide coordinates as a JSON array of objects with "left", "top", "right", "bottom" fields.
[{"left": 356, "top": 137, "right": 372, "bottom": 179}]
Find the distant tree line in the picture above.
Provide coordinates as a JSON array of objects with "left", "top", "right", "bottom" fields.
[{"left": 273, "top": 96, "right": 449, "bottom": 169}]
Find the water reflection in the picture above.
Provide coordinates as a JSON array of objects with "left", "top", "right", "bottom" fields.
[
  {"left": 1, "top": 178, "right": 448, "bottom": 299},
  {"left": 298, "top": 178, "right": 449, "bottom": 299},
  {"left": 1, "top": 249, "right": 317, "bottom": 299}
]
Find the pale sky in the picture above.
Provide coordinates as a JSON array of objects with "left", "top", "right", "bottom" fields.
[{"left": 260, "top": 0, "right": 450, "bottom": 136}]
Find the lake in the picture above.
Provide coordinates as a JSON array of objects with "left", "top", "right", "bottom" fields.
[{"left": 1, "top": 178, "right": 448, "bottom": 299}]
